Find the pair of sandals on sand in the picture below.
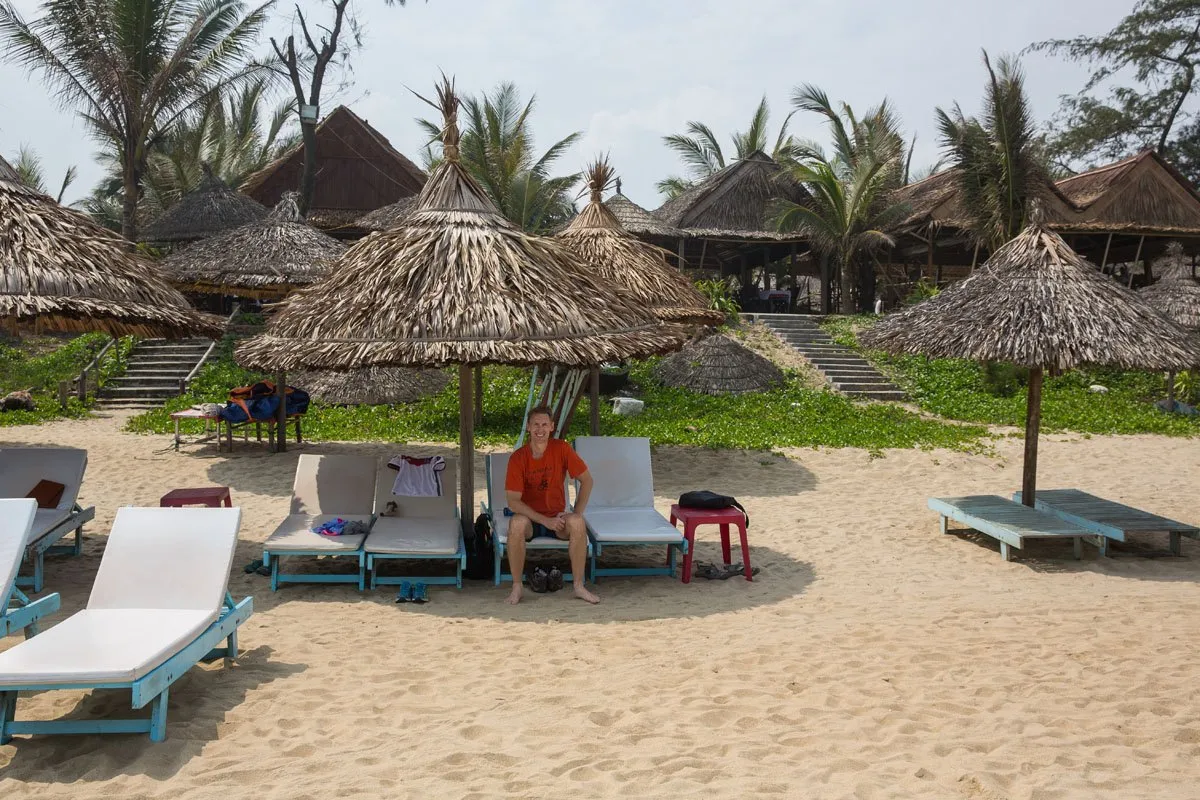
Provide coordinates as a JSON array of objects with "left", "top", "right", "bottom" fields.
[
  {"left": 695, "top": 562, "right": 761, "bottom": 580},
  {"left": 395, "top": 580, "right": 429, "bottom": 604},
  {"left": 528, "top": 566, "right": 564, "bottom": 593}
]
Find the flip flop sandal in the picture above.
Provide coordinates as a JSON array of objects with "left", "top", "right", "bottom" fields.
[
  {"left": 411, "top": 583, "right": 429, "bottom": 604},
  {"left": 396, "top": 580, "right": 413, "bottom": 603},
  {"left": 529, "top": 567, "right": 549, "bottom": 593},
  {"left": 255, "top": 564, "right": 272, "bottom": 577},
  {"left": 546, "top": 567, "right": 564, "bottom": 592},
  {"left": 243, "top": 559, "right": 263, "bottom": 574},
  {"left": 696, "top": 563, "right": 725, "bottom": 580}
]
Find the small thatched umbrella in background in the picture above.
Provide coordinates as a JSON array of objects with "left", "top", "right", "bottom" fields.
[
  {"left": 654, "top": 333, "right": 783, "bottom": 395},
  {"left": 861, "top": 221, "right": 1198, "bottom": 505},
  {"left": 140, "top": 165, "right": 268, "bottom": 244},
  {"left": 0, "top": 155, "right": 222, "bottom": 339},
  {"left": 355, "top": 196, "right": 418, "bottom": 234},
  {"left": 1139, "top": 241, "right": 1200, "bottom": 410},
  {"left": 161, "top": 193, "right": 346, "bottom": 299},
  {"left": 294, "top": 366, "right": 449, "bottom": 405},
  {"left": 236, "top": 78, "right": 687, "bottom": 520}
]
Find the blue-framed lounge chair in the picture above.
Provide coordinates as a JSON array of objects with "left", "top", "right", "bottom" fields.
[
  {"left": 0, "top": 499, "right": 60, "bottom": 639},
  {"left": 365, "top": 457, "right": 465, "bottom": 589},
  {"left": 262, "top": 454, "right": 376, "bottom": 591},
  {"left": 929, "top": 495, "right": 1098, "bottom": 562},
  {"left": 0, "top": 447, "right": 96, "bottom": 592},
  {"left": 1014, "top": 488, "right": 1200, "bottom": 557},
  {"left": 572, "top": 437, "right": 687, "bottom": 580},
  {"left": 0, "top": 506, "right": 253, "bottom": 743},
  {"left": 483, "top": 452, "right": 591, "bottom": 585}
]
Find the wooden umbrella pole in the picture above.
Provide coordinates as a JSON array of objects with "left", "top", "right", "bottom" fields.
[
  {"left": 275, "top": 371, "right": 287, "bottom": 453},
  {"left": 589, "top": 366, "right": 600, "bottom": 435},
  {"left": 1020, "top": 367, "right": 1043, "bottom": 506},
  {"left": 459, "top": 364, "right": 474, "bottom": 535},
  {"left": 473, "top": 366, "right": 483, "bottom": 426}
]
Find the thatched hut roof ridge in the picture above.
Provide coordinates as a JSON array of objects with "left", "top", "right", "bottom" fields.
[
  {"left": 604, "top": 193, "right": 684, "bottom": 238},
  {"left": 141, "top": 167, "right": 268, "bottom": 243}
]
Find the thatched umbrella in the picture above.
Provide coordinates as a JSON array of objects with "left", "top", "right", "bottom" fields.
[
  {"left": 236, "top": 79, "right": 687, "bottom": 518},
  {"left": 140, "top": 166, "right": 268, "bottom": 244},
  {"left": 654, "top": 333, "right": 783, "bottom": 395},
  {"left": 861, "top": 221, "right": 1198, "bottom": 505},
  {"left": 557, "top": 159, "right": 724, "bottom": 327},
  {"left": 1138, "top": 240, "right": 1200, "bottom": 409},
  {"left": 355, "top": 196, "right": 418, "bottom": 234},
  {"left": 161, "top": 194, "right": 346, "bottom": 299},
  {"left": 0, "top": 155, "right": 222, "bottom": 339},
  {"left": 294, "top": 366, "right": 449, "bottom": 405}
]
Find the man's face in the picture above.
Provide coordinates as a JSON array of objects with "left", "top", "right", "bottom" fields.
[{"left": 529, "top": 412, "right": 553, "bottom": 442}]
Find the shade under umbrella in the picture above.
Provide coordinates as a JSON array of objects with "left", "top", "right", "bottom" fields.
[
  {"left": 861, "top": 221, "right": 1197, "bottom": 504},
  {"left": 294, "top": 366, "right": 450, "bottom": 405},
  {"left": 236, "top": 78, "right": 687, "bottom": 521},
  {"left": 161, "top": 194, "right": 346, "bottom": 299},
  {"left": 557, "top": 158, "right": 724, "bottom": 327},
  {"left": 0, "top": 155, "right": 223, "bottom": 339},
  {"left": 140, "top": 166, "right": 268, "bottom": 244},
  {"left": 654, "top": 333, "right": 783, "bottom": 394}
]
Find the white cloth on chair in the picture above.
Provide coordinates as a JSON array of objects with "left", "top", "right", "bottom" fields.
[{"left": 387, "top": 455, "right": 445, "bottom": 497}]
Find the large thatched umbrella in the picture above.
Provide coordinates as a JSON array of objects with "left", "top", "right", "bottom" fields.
[
  {"left": 236, "top": 79, "right": 686, "bottom": 520},
  {"left": 557, "top": 159, "right": 724, "bottom": 327},
  {"left": 1139, "top": 241, "right": 1200, "bottom": 409},
  {"left": 140, "top": 166, "right": 268, "bottom": 244},
  {"left": 0, "top": 155, "right": 222, "bottom": 339},
  {"left": 294, "top": 366, "right": 449, "bottom": 405},
  {"left": 161, "top": 194, "right": 346, "bottom": 299},
  {"left": 654, "top": 333, "right": 783, "bottom": 395},
  {"left": 861, "top": 221, "right": 1198, "bottom": 505}
]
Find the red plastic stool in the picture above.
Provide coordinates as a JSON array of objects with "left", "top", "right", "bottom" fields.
[
  {"left": 159, "top": 486, "right": 233, "bottom": 508},
  {"left": 669, "top": 504, "right": 752, "bottom": 584}
]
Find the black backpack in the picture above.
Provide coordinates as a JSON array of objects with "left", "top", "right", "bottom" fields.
[
  {"left": 678, "top": 490, "right": 750, "bottom": 527},
  {"left": 464, "top": 513, "right": 496, "bottom": 580}
]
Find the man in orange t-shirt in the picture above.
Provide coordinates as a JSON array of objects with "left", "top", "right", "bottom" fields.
[{"left": 504, "top": 405, "right": 599, "bottom": 605}]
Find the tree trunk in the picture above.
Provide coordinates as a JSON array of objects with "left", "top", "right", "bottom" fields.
[
  {"left": 298, "top": 121, "right": 319, "bottom": 217},
  {"left": 458, "top": 364, "right": 474, "bottom": 537},
  {"left": 1020, "top": 367, "right": 1043, "bottom": 507},
  {"left": 839, "top": 258, "right": 855, "bottom": 314},
  {"left": 121, "top": 162, "right": 140, "bottom": 243}
]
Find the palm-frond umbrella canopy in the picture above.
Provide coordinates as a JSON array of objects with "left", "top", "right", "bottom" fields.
[
  {"left": 861, "top": 221, "right": 1198, "bottom": 504},
  {"left": 355, "top": 196, "right": 418, "bottom": 234},
  {"left": 161, "top": 194, "right": 346, "bottom": 299},
  {"left": 294, "top": 366, "right": 449, "bottom": 405},
  {"left": 0, "top": 156, "right": 222, "bottom": 338},
  {"left": 654, "top": 333, "right": 783, "bottom": 395},
  {"left": 236, "top": 78, "right": 686, "bottom": 518},
  {"left": 140, "top": 166, "right": 268, "bottom": 244},
  {"left": 1138, "top": 240, "right": 1200, "bottom": 409},
  {"left": 557, "top": 159, "right": 724, "bottom": 327}
]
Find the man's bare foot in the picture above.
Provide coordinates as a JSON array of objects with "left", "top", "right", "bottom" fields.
[
  {"left": 573, "top": 583, "right": 600, "bottom": 604},
  {"left": 505, "top": 584, "right": 523, "bottom": 605}
]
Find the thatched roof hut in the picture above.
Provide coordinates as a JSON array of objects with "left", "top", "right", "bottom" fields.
[
  {"left": 0, "top": 155, "right": 222, "bottom": 338},
  {"left": 605, "top": 189, "right": 683, "bottom": 240},
  {"left": 1139, "top": 241, "right": 1200, "bottom": 331},
  {"left": 557, "top": 159, "right": 724, "bottom": 327},
  {"left": 295, "top": 366, "right": 449, "bottom": 405},
  {"left": 241, "top": 106, "right": 426, "bottom": 235},
  {"left": 653, "top": 333, "right": 783, "bottom": 395},
  {"left": 140, "top": 167, "right": 268, "bottom": 244},
  {"left": 161, "top": 194, "right": 346, "bottom": 299},
  {"left": 353, "top": 196, "right": 418, "bottom": 234},
  {"left": 861, "top": 221, "right": 1197, "bottom": 505}
]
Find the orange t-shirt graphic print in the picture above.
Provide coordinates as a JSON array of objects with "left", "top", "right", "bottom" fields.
[{"left": 505, "top": 439, "right": 588, "bottom": 517}]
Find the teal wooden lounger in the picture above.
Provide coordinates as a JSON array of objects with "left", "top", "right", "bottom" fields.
[
  {"left": 0, "top": 499, "right": 60, "bottom": 639},
  {"left": 1014, "top": 489, "right": 1200, "bottom": 557},
  {"left": 928, "top": 495, "right": 1099, "bottom": 561},
  {"left": 365, "top": 457, "right": 465, "bottom": 589}
]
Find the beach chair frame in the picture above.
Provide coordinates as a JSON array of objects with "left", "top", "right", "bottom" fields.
[
  {"left": 1, "top": 499, "right": 60, "bottom": 638},
  {"left": 1, "top": 586, "right": 60, "bottom": 640},
  {"left": 263, "top": 547, "right": 367, "bottom": 592},
  {"left": 1014, "top": 489, "right": 1200, "bottom": 557},
  {"left": 366, "top": 530, "right": 467, "bottom": 589},
  {"left": 929, "top": 495, "right": 1098, "bottom": 561},
  {"left": 0, "top": 592, "right": 252, "bottom": 743},
  {"left": 18, "top": 502, "right": 95, "bottom": 593}
]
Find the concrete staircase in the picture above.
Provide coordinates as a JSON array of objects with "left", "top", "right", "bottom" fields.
[
  {"left": 752, "top": 314, "right": 906, "bottom": 402},
  {"left": 95, "top": 339, "right": 215, "bottom": 410}
]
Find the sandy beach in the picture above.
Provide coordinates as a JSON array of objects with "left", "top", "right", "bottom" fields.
[{"left": 1, "top": 413, "right": 1198, "bottom": 799}]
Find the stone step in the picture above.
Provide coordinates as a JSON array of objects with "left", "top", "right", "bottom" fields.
[
  {"left": 97, "top": 386, "right": 182, "bottom": 399},
  {"left": 845, "top": 389, "right": 907, "bottom": 401},
  {"left": 822, "top": 370, "right": 886, "bottom": 380},
  {"left": 105, "top": 376, "right": 186, "bottom": 387},
  {"left": 123, "top": 369, "right": 192, "bottom": 378},
  {"left": 834, "top": 380, "right": 901, "bottom": 392},
  {"left": 808, "top": 359, "right": 876, "bottom": 369}
]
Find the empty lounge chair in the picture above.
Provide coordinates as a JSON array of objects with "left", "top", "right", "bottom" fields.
[
  {"left": 929, "top": 495, "right": 1098, "bottom": 561},
  {"left": 1014, "top": 488, "right": 1200, "bottom": 556},
  {"left": 0, "top": 499, "right": 60, "bottom": 639},
  {"left": 0, "top": 507, "right": 253, "bottom": 742},
  {"left": 365, "top": 457, "right": 464, "bottom": 589}
]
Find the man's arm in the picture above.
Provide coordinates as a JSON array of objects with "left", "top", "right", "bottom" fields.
[
  {"left": 505, "top": 490, "right": 560, "bottom": 530},
  {"left": 573, "top": 470, "right": 593, "bottom": 516}
]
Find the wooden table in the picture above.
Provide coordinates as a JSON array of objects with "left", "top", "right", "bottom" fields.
[
  {"left": 160, "top": 486, "right": 233, "bottom": 508},
  {"left": 170, "top": 409, "right": 221, "bottom": 451}
]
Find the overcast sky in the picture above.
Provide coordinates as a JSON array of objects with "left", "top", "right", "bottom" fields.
[{"left": 0, "top": 0, "right": 1137, "bottom": 210}]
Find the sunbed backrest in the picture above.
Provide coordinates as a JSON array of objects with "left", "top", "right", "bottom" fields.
[
  {"left": 486, "top": 453, "right": 511, "bottom": 518},
  {"left": 373, "top": 456, "right": 458, "bottom": 519},
  {"left": 88, "top": 507, "right": 241, "bottom": 613},
  {"left": 573, "top": 437, "right": 654, "bottom": 509},
  {"left": 291, "top": 454, "right": 376, "bottom": 515},
  {"left": 0, "top": 448, "right": 87, "bottom": 515},
  {"left": 0, "top": 499, "right": 37, "bottom": 600}
]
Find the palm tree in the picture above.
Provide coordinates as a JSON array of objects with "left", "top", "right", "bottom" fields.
[
  {"left": 417, "top": 82, "right": 580, "bottom": 234},
  {"left": 657, "top": 96, "right": 798, "bottom": 198},
  {"left": 10, "top": 145, "right": 76, "bottom": 202},
  {"left": 935, "top": 51, "right": 1053, "bottom": 253},
  {"left": 0, "top": 0, "right": 274, "bottom": 241}
]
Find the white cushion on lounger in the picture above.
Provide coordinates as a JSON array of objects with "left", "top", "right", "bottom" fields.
[
  {"left": 373, "top": 457, "right": 457, "bottom": 519},
  {"left": 291, "top": 454, "right": 376, "bottom": 515},
  {"left": 573, "top": 437, "right": 655, "bottom": 508},
  {"left": 583, "top": 508, "right": 683, "bottom": 543},
  {"left": 0, "top": 499, "right": 37, "bottom": 599},
  {"left": 264, "top": 514, "right": 372, "bottom": 552},
  {"left": 0, "top": 447, "right": 88, "bottom": 544},
  {"left": 366, "top": 517, "right": 459, "bottom": 555}
]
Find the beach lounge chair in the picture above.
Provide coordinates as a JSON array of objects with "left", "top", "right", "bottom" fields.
[
  {"left": 1014, "top": 488, "right": 1200, "bottom": 557},
  {"left": 928, "top": 495, "right": 1098, "bottom": 561},
  {"left": 262, "top": 454, "right": 376, "bottom": 591},
  {"left": 572, "top": 437, "right": 688, "bottom": 579},
  {"left": 0, "top": 447, "right": 96, "bottom": 592},
  {"left": 484, "top": 452, "right": 592, "bottom": 585},
  {"left": 0, "top": 499, "right": 60, "bottom": 639},
  {"left": 0, "top": 506, "right": 253, "bottom": 742},
  {"left": 365, "top": 457, "right": 464, "bottom": 589}
]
